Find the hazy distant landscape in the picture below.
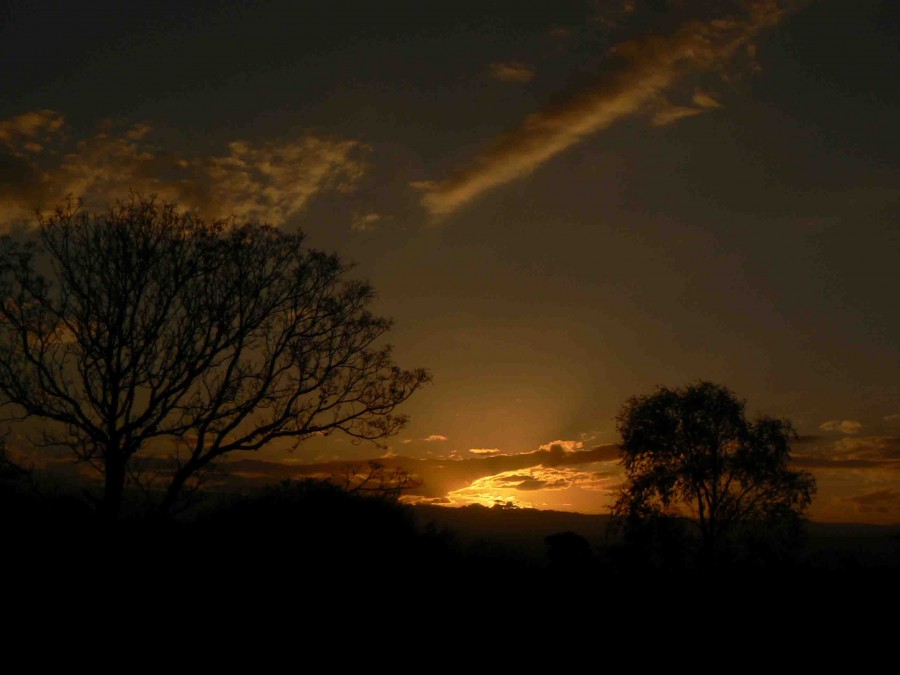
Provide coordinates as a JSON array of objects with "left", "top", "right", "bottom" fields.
[{"left": 413, "top": 503, "right": 900, "bottom": 569}]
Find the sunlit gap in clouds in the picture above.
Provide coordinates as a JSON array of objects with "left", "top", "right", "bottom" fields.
[
  {"left": 443, "top": 464, "right": 619, "bottom": 512},
  {"left": 396, "top": 441, "right": 624, "bottom": 512}
]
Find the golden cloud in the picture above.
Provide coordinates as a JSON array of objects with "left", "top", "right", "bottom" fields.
[
  {"left": 793, "top": 436, "right": 900, "bottom": 470},
  {"left": 0, "top": 112, "right": 368, "bottom": 228},
  {"left": 445, "top": 465, "right": 616, "bottom": 509},
  {"left": 221, "top": 442, "right": 623, "bottom": 503},
  {"left": 692, "top": 89, "right": 722, "bottom": 109},
  {"left": 819, "top": 419, "right": 863, "bottom": 434},
  {"left": 470, "top": 466, "right": 611, "bottom": 492},
  {"left": 0, "top": 109, "right": 65, "bottom": 152},
  {"left": 413, "top": 0, "right": 792, "bottom": 218},
  {"left": 487, "top": 61, "right": 535, "bottom": 83},
  {"left": 831, "top": 436, "right": 900, "bottom": 460},
  {"left": 844, "top": 488, "right": 900, "bottom": 517},
  {"left": 538, "top": 439, "right": 583, "bottom": 453},
  {"left": 650, "top": 89, "right": 722, "bottom": 126},
  {"left": 351, "top": 212, "right": 382, "bottom": 232}
]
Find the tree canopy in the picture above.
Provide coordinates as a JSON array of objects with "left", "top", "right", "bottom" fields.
[
  {"left": 613, "top": 382, "right": 816, "bottom": 562},
  {"left": 0, "top": 196, "right": 430, "bottom": 518}
]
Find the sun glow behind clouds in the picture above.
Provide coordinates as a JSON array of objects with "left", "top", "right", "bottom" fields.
[{"left": 445, "top": 463, "right": 619, "bottom": 512}]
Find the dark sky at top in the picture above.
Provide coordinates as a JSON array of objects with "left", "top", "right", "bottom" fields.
[{"left": 1, "top": 0, "right": 898, "bottom": 521}]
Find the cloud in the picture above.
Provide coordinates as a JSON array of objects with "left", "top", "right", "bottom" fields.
[
  {"left": 589, "top": 1, "right": 638, "bottom": 30},
  {"left": 651, "top": 101, "right": 709, "bottom": 126},
  {"left": 401, "top": 495, "right": 452, "bottom": 506},
  {"left": 487, "top": 61, "right": 535, "bottom": 83},
  {"left": 468, "top": 448, "right": 501, "bottom": 455},
  {"left": 819, "top": 420, "right": 863, "bottom": 434},
  {"left": 650, "top": 89, "right": 722, "bottom": 126},
  {"left": 845, "top": 489, "right": 900, "bottom": 516},
  {"left": 351, "top": 212, "right": 382, "bottom": 232},
  {"left": 446, "top": 465, "right": 615, "bottom": 508},
  {"left": 832, "top": 436, "right": 900, "bottom": 460},
  {"left": 423, "top": 435, "right": 449, "bottom": 442},
  {"left": 0, "top": 109, "right": 65, "bottom": 151},
  {"left": 692, "top": 89, "right": 722, "bottom": 109},
  {"left": 0, "top": 112, "right": 368, "bottom": 228},
  {"left": 538, "top": 439, "right": 583, "bottom": 453},
  {"left": 792, "top": 436, "right": 900, "bottom": 471},
  {"left": 883, "top": 412, "right": 900, "bottom": 423},
  {"left": 496, "top": 473, "right": 534, "bottom": 483},
  {"left": 413, "top": 1, "right": 791, "bottom": 218},
  {"left": 220, "top": 442, "right": 623, "bottom": 503},
  {"left": 548, "top": 26, "right": 573, "bottom": 40}
]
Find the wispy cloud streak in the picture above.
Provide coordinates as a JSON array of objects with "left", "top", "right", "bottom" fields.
[
  {"left": 487, "top": 61, "right": 535, "bottom": 83},
  {"left": 414, "top": 1, "right": 791, "bottom": 218}
]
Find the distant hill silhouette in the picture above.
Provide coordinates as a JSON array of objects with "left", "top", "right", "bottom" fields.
[
  {"left": 411, "top": 503, "right": 899, "bottom": 571},
  {"left": 412, "top": 503, "right": 613, "bottom": 562}
]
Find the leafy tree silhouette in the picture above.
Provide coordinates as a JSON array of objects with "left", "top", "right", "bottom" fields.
[
  {"left": 613, "top": 381, "right": 816, "bottom": 567},
  {"left": 0, "top": 196, "right": 430, "bottom": 519}
]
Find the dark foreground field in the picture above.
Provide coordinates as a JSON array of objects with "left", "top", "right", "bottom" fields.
[
  {"left": 0, "top": 483, "right": 900, "bottom": 644},
  {"left": 3, "top": 476, "right": 898, "bottom": 619}
]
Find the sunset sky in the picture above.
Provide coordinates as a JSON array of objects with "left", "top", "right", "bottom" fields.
[{"left": 1, "top": 0, "right": 897, "bottom": 523}]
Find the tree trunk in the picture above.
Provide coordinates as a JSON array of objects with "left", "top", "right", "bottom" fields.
[
  {"left": 102, "top": 453, "right": 126, "bottom": 522},
  {"left": 158, "top": 465, "right": 192, "bottom": 516}
]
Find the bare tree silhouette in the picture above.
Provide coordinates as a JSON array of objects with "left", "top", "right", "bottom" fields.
[
  {"left": 0, "top": 196, "right": 430, "bottom": 518},
  {"left": 333, "top": 460, "right": 422, "bottom": 500}
]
